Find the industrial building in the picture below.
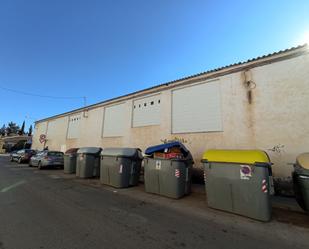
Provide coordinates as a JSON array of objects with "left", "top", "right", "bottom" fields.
[{"left": 32, "top": 44, "right": 309, "bottom": 180}]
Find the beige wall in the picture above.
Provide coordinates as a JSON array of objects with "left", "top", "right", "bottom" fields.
[
  {"left": 32, "top": 52, "right": 309, "bottom": 178},
  {"left": 252, "top": 54, "right": 309, "bottom": 177},
  {"left": 46, "top": 117, "right": 68, "bottom": 151},
  {"left": 33, "top": 121, "right": 47, "bottom": 151}
]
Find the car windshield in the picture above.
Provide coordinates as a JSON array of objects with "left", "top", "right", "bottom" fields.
[{"left": 48, "top": 152, "right": 63, "bottom": 157}]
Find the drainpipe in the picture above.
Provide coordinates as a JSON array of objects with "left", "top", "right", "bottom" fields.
[
  {"left": 242, "top": 69, "right": 257, "bottom": 147},
  {"left": 243, "top": 70, "right": 256, "bottom": 104}
]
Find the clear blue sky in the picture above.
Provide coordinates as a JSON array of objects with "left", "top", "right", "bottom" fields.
[{"left": 0, "top": 0, "right": 309, "bottom": 130}]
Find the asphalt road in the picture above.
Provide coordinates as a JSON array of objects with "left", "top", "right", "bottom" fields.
[{"left": 0, "top": 155, "right": 308, "bottom": 249}]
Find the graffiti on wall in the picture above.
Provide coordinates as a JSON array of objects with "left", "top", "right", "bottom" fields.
[{"left": 268, "top": 144, "right": 285, "bottom": 154}]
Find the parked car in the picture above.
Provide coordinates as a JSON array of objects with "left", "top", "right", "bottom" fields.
[
  {"left": 29, "top": 151, "right": 64, "bottom": 169},
  {"left": 9, "top": 150, "right": 18, "bottom": 159},
  {"left": 10, "top": 149, "right": 36, "bottom": 164}
]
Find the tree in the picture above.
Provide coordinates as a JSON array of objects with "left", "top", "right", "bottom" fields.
[
  {"left": 0, "top": 125, "right": 5, "bottom": 136},
  {"left": 19, "top": 121, "right": 25, "bottom": 135},
  {"left": 5, "top": 122, "right": 20, "bottom": 135},
  {"left": 11, "top": 140, "right": 27, "bottom": 151},
  {"left": 28, "top": 125, "right": 33, "bottom": 136}
]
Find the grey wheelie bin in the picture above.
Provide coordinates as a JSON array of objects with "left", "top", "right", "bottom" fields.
[
  {"left": 100, "top": 148, "right": 143, "bottom": 188},
  {"left": 76, "top": 147, "right": 102, "bottom": 178},
  {"left": 144, "top": 142, "right": 193, "bottom": 199},
  {"left": 293, "top": 153, "right": 309, "bottom": 213},
  {"left": 202, "top": 150, "right": 273, "bottom": 221},
  {"left": 64, "top": 148, "right": 79, "bottom": 174}
]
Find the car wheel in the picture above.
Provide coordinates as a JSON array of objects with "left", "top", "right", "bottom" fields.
[
  {"left": 38, "top": 162, "right": 42, "bottom": 170},
  {"left": 18, "top": 158, "right": 22, "bottom": 164},
  {"left": 28, "top": 161, "right": 32, "bottom": 167},
  {"left": 10, "top": 156, "right": 14, "bottom": 162}
]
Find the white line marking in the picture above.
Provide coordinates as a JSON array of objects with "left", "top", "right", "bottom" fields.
[{"left": 1, "top": 180, "right": 26, "bottom": 193}]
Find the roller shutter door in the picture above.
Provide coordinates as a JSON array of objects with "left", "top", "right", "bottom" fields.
[
  {"left": 132, "top": 94, "right": 161, "bottom": 127},
  {"left": 172, "top": 81, "right": 223, "bottom": 133},
  {"left": 103, "top": 103, "right": 126, "bottom": 137},
  {"left": 67, "top": 114, "right": 81, "bottom": 139}
]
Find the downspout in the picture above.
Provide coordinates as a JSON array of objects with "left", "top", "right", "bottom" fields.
[
  {"left": 243, "top": 70, "right": 256, "bottom": 104},
  {"left": 242, "top": 70, "right": 257, "bottom": 147}
]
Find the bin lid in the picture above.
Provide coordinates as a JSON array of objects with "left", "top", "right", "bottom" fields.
[
  {"left": 202, "top": 149, "right": 270, "bottom": 164},
  {"left": 65, "top": 148, "right": 79, "bottom": 155},
  {"left": 101, "top": 147, "right": 143, "bottom": 159},
  {"left": 145, "top": 141, "right": 190, "bottom": 157},
  {"left": 77, "top": 147, "right": 102, "bottom": 155},
  {"left": 296, "top": 153, "right": 309, "bottom": 170}
]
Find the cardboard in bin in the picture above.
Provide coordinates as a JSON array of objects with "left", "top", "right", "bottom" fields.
[
  {"left": 145, "top": 141, "right": 190, "bottom": 157},
  {"left": 154, "top": 152, "right": 184, "bottom": 159},
  {"left": 146, "top": 141, "right": 191, "bottom": 161}
]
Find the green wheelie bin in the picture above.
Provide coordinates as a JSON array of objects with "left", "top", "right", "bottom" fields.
[
  {"left": 144, "top": 142, "right": 193, "bottom": 199},
  {"left": 76, "top": 147, "right": 102, "bottom": 178},
  {"left": 64, "top": 148, "right": 79, "bottom": 174},
  {"left": 202, "top": 150, "right": 273, "bottom": 221},
  {"left": 293, "top": 153, "right": 309, "bottom": 213},
  {"left": 100, "top": 148, "right": 143, "bottom": 188},
  {"left": 144, "top": 157, "right": 193, "bottom": 199}
]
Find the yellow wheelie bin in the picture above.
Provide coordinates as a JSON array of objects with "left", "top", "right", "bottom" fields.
[{"left": 202, "top": 149, "right": 273, "bottom": 221}]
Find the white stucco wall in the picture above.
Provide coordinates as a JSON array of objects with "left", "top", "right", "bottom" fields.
[
  {"left": 252, "top": 54, "right": 309, "bottom": 177},
  {"left": 32, "top": 121, "right": 48, "bottom": 150},
  {"left": 32, "top": 50, "right": 309, "bottom": 178}
]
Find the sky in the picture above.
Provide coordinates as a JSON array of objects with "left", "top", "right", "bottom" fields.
[{"left": 0, "top": 0, "right": 309, "bottom": 130}]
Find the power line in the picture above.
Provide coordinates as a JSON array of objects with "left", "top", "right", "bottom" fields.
[{"left": 0, "top": 85, "right": 85, "bottom": 100}]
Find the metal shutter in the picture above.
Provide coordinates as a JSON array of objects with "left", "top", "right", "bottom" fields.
[
  {"left": 172, "top": 80, "right": 223, "bottom": 133},
  {"left": 132, "top": 94, "right": 161, "bottom": 127},
  {"left": 103, "top": 103, "right": 126, "bottom": 137},
  {"left": 47, "top": 118, "right": 65, "bottom": 138},
  {"left": 67, "top": 114, "right": 81, "bottom": 139}
]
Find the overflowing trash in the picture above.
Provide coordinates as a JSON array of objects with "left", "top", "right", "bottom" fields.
[
  {"left": 145, "top": 141, "right": 191, "bottom": 160},
  {"left": 144, "top": 141, "right": 193, "bottom": 199}
]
